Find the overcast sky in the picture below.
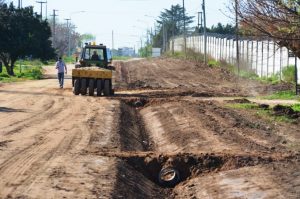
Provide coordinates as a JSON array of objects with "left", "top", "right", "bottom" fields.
[{"left": 10, "top": 0, "right": 232, "bottom": 49}]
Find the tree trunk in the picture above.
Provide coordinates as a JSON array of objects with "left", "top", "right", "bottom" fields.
[
  {"left": 9, "top": 65, "right": 15, "bottom": 76},
  {"left": 4, "top": 62, "right": 15, "bottom": 76}
]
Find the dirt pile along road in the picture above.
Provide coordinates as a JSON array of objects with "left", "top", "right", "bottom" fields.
[{"left": 0, "top": 58, "right": 299, "bottom": 198}]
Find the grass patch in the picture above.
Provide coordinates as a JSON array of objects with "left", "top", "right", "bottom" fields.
[
  {"left": 0, "top": 59, "right": 44, "bottom": 82},
  {"left": 166, "top": 48, "right": 205, "bottom": 62},
  {"left": 63, "top": 56, "right": 76, "bottom": 64},
  {"left": 282, "top": 65, "right": 295, "bottom": 83},
  {"left": 263, "top": 90, "right": 300, "bottom": 100},
  {"left": 292, "top": 104, "right": 300, "bottom": 112},
  {"left": 113, "top": 56, "right": 132, "bottom": 61},
  {"left": 226, "top": 102, "right": 298, "bottom": 123},
  {"left": 226, "top": 103, "right": 258, "bottom": 110},
  {"left": 208, "top": 59, "right": 220, "bottom": 68}
]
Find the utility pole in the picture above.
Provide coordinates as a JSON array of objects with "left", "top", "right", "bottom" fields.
[
  {"left": 183, "top": 0, "right": 187, "bottom": 58},
  {"left": 140, "top": 38, "right": 143, "bottom": 57},
  {"left": 235, "top": 0, "right": 240, "bottom": 75},
  {"left": 112, "top": 30, "right": 114, "bottom": 56},
  {"left": 51, "top": 10, "right": 58, "bottom": 48},
  {"left": 64, "top": 18, "right": 71, "bottom": 57},
  {"left": 36, "top": 1, "right": 47, "bottom": 19},
  {"left": 18, "top": 0, "right": 23, "bottom": 8},
  {"left": 46, "top": 0, "right": 48, "bottom": 19},
  {"left": 197, "top": 12, "right": 203, "bottom": 33},
  {"left": 162, "top": 22, "right": 165, "bottom": 52},
  {"left": 203, "top": 0, "right": 207, "bottom": 64}
]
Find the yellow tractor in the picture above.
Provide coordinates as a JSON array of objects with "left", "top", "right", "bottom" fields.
[{"left": 72, "top": 43, "right": 114, "bottom": 96}]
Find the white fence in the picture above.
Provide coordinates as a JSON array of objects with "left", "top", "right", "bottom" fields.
[{"left": 170, "top": 34, "right": 300, "bottom": 84}]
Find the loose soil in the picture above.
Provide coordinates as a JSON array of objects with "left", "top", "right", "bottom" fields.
[{"left": 0, "top": 58, "right": 299, "bottom": 199}]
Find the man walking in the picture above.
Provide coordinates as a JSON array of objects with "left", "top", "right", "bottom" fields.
[{"left": 55, "top": 57, "right": 67, "bottom": 88}]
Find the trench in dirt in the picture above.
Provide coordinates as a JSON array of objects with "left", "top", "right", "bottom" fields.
[{"left": 91, "top": 97, "right": 299, "bottom": 198}]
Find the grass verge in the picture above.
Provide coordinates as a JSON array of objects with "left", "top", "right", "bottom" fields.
[
  {"left": 0, "top": 59, "right": 44, "bottom": 82},
  {"left": 262, "top": 90, "right": 300, "bottom": 101},
  {"left": 113, "top": 56, "right": 132, "bottom": 61},
  {"left": 226, "top": 102, "right": 300, "bottom": 123}
]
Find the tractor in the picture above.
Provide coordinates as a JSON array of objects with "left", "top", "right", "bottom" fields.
[{"left": 72, "top": 43, "right": 114, "bottom": 96}]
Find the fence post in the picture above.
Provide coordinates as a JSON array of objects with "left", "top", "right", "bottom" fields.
[
  {"left": 261, "top": 41, "right": 264, "bottom": 77},
  {"left": 214, "top": 37, "right": 217, "bottom": 59},
  {"left": 280, "top": 47, "right": 283, "bottom": 81},
  {"left": 256, "top": 40, "right": 259, "bottom": 74},
  {"left": 251, "top": 40, "right": 254, "bottom": 71},
  {"left": 233, "top": 39, "right": 235, "bottom": 64},
  {"left": 246, "top": 40, "right": 249, "bottom": 69},
  {"left": 273, "top": 41, "right": 276, "bottom": 75},
  {"left": 225, "top": 39, "right": 228, "bottom": 62},
  {"left": 287, "top": 49, "right": 289, "bottom": 67},
  {"left": 267, "top": 40, "right": 270, "bottom": 78}
]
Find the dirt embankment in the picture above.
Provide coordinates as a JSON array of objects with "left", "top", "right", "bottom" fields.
[{"left": 0, "top": 59, "right": 299, "bottom": 198}]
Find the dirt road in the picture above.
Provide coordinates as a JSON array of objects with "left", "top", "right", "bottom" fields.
[{"left": 0, "top": 58, "right": 299, "bottom": 198}]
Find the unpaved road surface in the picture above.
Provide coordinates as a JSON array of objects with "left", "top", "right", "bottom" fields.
[{"left": 0, "top": 58, "right": 299, "bottom": 199}]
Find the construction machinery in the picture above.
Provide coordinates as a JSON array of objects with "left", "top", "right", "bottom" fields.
[{"left": 72, "top": 43, "right": 114, "bottom": 96}]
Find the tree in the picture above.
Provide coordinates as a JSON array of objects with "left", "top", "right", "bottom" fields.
[
  {"left": 235, "top": 0, "right": 300, "bottom": 58},
  {"left": 48, "top": 20, "right": 81, "bottom": 57},
  {"left": 0, "top": 3, "right": 55, "bottom": 75},
  {"left": 153, "top": 4, "right": 194, "bottom": 48},
  {"left": 208, "top": 23, "right": 236, "bottom": 34}
]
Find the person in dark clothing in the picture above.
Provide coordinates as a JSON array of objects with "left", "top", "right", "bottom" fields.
[{"left": 91, "top": 51, "right": 100, "bottom": 60}]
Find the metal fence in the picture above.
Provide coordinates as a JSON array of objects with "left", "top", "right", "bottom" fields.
[{"left": 170, "top": 33, "right": 300, "bottom": 84}]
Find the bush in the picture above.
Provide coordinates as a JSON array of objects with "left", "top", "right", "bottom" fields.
[
  {"left": 282, "top": 65, "right": 295, "bottom": 83},
  {"left": 208, "top": 60, "right": 220, "bottom": 67},
  {"left": 0, "top": 73, "right": 10, "bottom": 78}
]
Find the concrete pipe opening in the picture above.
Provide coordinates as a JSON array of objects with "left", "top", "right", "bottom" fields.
[{"left": 158, "top": 167, "right": 180, "bottom": 187}]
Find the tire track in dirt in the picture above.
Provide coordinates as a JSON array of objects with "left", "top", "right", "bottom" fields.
[
  {"left": 0, "top": 96, "right": 121, "bottom": 198},
  {"left": 0, "top": 99, "right": 80, "bottom": 196}
]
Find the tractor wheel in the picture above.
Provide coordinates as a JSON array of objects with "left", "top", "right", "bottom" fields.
[
  {"left": 96, "top": 79, "right": 102, "bottom": 96},
  {"left": 103, "top": 79, "right": 110, "bottom": 96},
  {"left": 88, "top": 79, "right": 95, "bottom": 96},
  {"left": 81, "top": 78, "right": 87, "bottom": 95},
  {"left": 74, "top": 79, "right": 80, "bottom": 95}
]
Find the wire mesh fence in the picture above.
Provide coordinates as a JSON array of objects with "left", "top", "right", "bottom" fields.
[{"left": 170, "top": 33, "right": 300, "bottom": 84}]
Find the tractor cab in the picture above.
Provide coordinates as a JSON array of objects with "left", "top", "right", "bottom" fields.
[{"left": 76, "top": 43, "right": 112, "bottom": 68}]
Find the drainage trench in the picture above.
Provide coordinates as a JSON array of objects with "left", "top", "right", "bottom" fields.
[{"left": 103, "top": 98, "right": 298, "bottom": 198}]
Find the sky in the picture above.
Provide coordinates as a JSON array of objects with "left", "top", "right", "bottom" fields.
[{"left": 10, "top": 0, "right": 233, "bottom": 49}]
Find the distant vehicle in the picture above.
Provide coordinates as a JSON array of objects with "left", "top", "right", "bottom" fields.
[{"left": 72, "top": 43, "right": 114, "bottom": 96}]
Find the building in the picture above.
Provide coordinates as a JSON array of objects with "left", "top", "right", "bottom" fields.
[{"left": 118, "top": 47, "right": 135, "bottom": 57}]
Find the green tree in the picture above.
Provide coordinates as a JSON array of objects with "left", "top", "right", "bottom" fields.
[
  {"left": 208, "top": 23, "right": 235, "bottom": 34},
  {"left": 0, "top": 3, "right": 55, "bottom": 75},
  {"left": 153, "top": 4, "right": 194, "bottom": 48}
]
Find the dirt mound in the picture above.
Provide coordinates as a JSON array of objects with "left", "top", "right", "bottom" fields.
[
  {"left": 98, "top": 152, "right": 294, "bottom": 188},
  {"left": 113, "top": 58, "right": 273, "bottom": 97},
  {"left": 273, "top": 105, "right": 300, "bottom": 119}
]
